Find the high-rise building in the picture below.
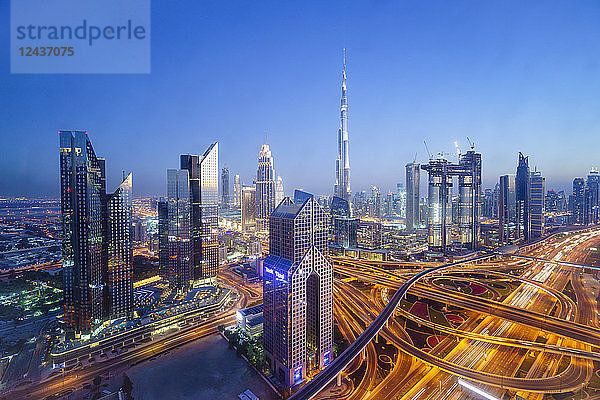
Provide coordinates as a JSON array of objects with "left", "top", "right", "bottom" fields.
[
  {"left": 457, "top": 151, "right": 482, "bottom": 249},
  {"left": 516, "top": 152, "right": 531, "bottom": 240},
  {"left": 256, "top": 143, "right": 276, "bottom": 233},
  {"left": 233, "top": 174, "right": 242, "bottom": 207},
  {"left": 221, "top": 167, "right": 230, "bottom": 207},
  {"left": 334, "top": 50, "right": 351, "bottom": 204},
  {"left": 275, "top": 175, "right": 284, "bottom": 208},
  {"left": 421, "top": 151, "right": 482, "bottom": 252},
  {"left": 60, "top": 131, "right": 133, "bottom": 338},
  {"left": 499, "top": 174, "right": 517, "bottom": 244},
  {"left": 181, "top": 143, "right": 219, "bottom": 282},
  {"left": 104, "top": 173, "right": 133, "bottom": 320},
  {"left": 60, "top": 130, "right": 106, "bottom": 337},
  {"left": 263, "top": 190, "right": 333, "bottom": 387},
  {"left": 166, "top": 169, "right": 191, "bottom": 288},
  {"left": 572, "top": 178, "right": 585, "bottom": 224},
  {"left": 529, "top": 171, "right": 545, "bottom": 239},
  {"left": 405, "top": 162, "right": 420, "bottom": 232},
  {"left": 585, "top": 169, "right": 600, "bottom": 224},
  {"left": 157, "top": 199, "right": 169, "bottom": 281},
  {"left": 241, "top": 185, "right": 257, "bottom": 233},
  {"left": 368, "top": 186, "right": 381, "bottom": 219}
]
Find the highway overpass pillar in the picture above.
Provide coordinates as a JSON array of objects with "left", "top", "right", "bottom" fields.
[{"left": 337, "top": 373, "right": 342, "bottom": 387}]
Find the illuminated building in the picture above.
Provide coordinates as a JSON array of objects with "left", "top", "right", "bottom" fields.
[
  {"left": 585, "top": 169, "right": 600, "bottom": 224},
  {"left": 368, "top": 186, "right": 381, "bottom": 219},
  {"left": 572, "top": 178, "right": 585, "bottom": 224},
  {"left": 60, "top": 130, "right": 133, "bottom": 338},
  {"left": 221, "top": 167, "right": 230, "bottom": 207},
  {"left": 241, "top": 185, "right": 257, "bottom": 233},
  {"left": 333, "top": 217, "right": 358, "bottom": 248},
  {"left": 263, "top": 190, "right": 333, "bottom": 388},
  {"left": 180, "top": 143, "right": 219, "bottom": 283},
  {"left": 256, "top": 143, "right": 276, "bottom": 233},
  {"left": 516, "top": 152, "right": 530, "bottom": 240},
  {"left": 334, "top": 50, "right": 351, "bottom": 203},
  {"left": 166, "top": 168, "right": 191, "bottom": 288},
  {"left": 421, "top": 150, "right": 482, "bottom": 252},
  {"left": 405, "top": 162, "right": 420, "bottom": 232},
  {"left": 104, "top": 173, "right": 133, "bottom": 319},
  {"left": 499, "top": 174, "right": 517, "bottom": 244},
  {"left": 236, "top": 304, "right": 263, "bottom": 337},
  {"left": 157, "top": 199, "right": 169, "bottom": 281},
  {"left": 357, "top": 220, "right": 382, "bottom": 250},
  {"left": 529, "top": 170, "right": 545, "bottom": 239},
  {"left": 233, "top": 174, "right": 242, "bottom": 207}
]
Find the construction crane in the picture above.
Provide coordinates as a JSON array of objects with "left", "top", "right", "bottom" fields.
[{"left": 466, "top": 136, "right": 475, "bottom": 150}]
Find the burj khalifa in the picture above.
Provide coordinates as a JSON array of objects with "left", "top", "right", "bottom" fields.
[{"left": 334, "top": 49, "right": 351, "bottom": 203}]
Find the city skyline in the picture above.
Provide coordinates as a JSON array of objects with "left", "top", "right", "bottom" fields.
[{"left": 2, "top": 1, "right": 600, "bottom": 197}]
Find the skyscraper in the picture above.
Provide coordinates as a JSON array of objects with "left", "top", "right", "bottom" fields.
[
  {"left": 585, "top": 169, "right": 600, "bottom": 224},
  {"left": 221, "top": 167, "right": 230, "bottom": 207},
  {"left": 421, "top": 150, "right": 481, "bottom": 252},
  {"left": 157, "top": 199, "right": 169, "bottom": 281},
  {"left": 263, "top": 190, "right": 333, "bottom": 387},
  {"left": 104, "top": 173, "right": 133, "bottom": 320},
  {"left": 233, "top": 174, "right": 242, "bottom": 207},
  {"left": 161, "top": 143, "right": 219, "bottom": 288},
  {"left": 60, "top": 131, "right": 133, "bottom": 338},
  {"left": 334, "top": 50, "right": 351, "bottom": 204},
  {"left": 181, "top": 143, "right": 219, "bottom": 282},
  {"left": 166, "top": 168, "right": 191, "bottom": 288},
  {"left": 572, "top": 178, "right": 585, "bottom": 224},
  {"left": 256, "top": 143, "right": 276, "bottom": 233},
  {"left": 405, "top": 162, "right": 420, "bottom": 232},
  {"left": 516, "top": 152, "right": 530, "bottom": 241},
  {"left": 529, "top": 171, "right": 545, "bottom": 239},
  {"left": 241, "top": 185, "right": 257, "bottom": 233},
  {"left": 60, "top": 130, "right": 106, "bottom": 337},
  {"left": 499, "top": 174, "right": 517, "bottom": 244}
]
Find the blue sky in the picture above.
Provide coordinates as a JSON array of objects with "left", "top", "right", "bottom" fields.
[{"left": 1, "top": 1, "right": 600, "bottom": 197}]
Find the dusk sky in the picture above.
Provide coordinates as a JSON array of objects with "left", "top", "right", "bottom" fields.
[{"left": 1, "top": 1, "right": 600, "bottom": 197}]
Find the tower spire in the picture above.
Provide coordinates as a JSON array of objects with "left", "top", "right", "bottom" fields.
[{"left": 334, "top": 48, "right": 351, "bottom": 205}]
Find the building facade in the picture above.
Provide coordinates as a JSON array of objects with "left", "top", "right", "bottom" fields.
[
  {"left": 233, "top": 174, "right": 242, "bottom": 207},
  {"left": 499, "top": 174, "right": 517, "bottom": 244},
  {"left": 221, "top": 167, "right": 230, "bottom": 207},
  {"left": 263, "top": 191, "right": 333, "bottom": 388},
  {"left": 405, "top": 162, "right": 420, "bottom": 232},
  {"left": 529, "top": 171, "right": 545, "bottom": 239},
  {"left": 241, "top": 185, "right": 257, "bottom": 233},
  {"left": 516, "top": 152, "right": 531, "bottom": 240}
]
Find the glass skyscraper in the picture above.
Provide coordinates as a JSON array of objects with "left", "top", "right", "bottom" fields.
[
  {"left": 334, "top": 50, "right": 351, "bottom": 203},
  {"left": 499, "top": 174, "right": 517, "bottom": 244},
  {"left": 516, "top": 152, "right": 531, "bottom": 241},
  {"left": 221, "top": 167, "right": 230, "bottom": 207},
  {"left": 529, "top": 171, "right": 545, "bottom": 239},
  {"left": 405, "top": 162, "right": 420, "bottom": 232},
  {"left": 60, "top": 131, "right": 133, "bottom": 338},
  {"left": 263, "top": 190, "right": 333, "bottom": 388}
]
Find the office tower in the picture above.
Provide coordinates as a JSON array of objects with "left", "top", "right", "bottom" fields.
[
  {"left": 353, "top": 191, "right": 367, "bottom": 216},
  {"left": 334, "top": 50, "right": 351, "bottom": 203},
  {"left": 516, "top": 152, "right": 530, "bottom": 240},
  {"left": 529, "top": 171, "right": 545, "bottom": 239},
  {"left": 60, "top": 131, "right": 133, "bottom": 338},
  {"left": 405, "top": 163, "right": 420, "bottom": 232},
  {"left": 422, "top": 159, "right": 453, "bottom": 252},
  {"left": 60, "top": 131, "right": 106, "bottom": 337},
  {"left": 241, "top": 185, "right": 257, "bottom": 232},
  {"left": 368, "top": 186, "right": 381, "bottom": 219},
  {"left": 221, "top": 167, "right": 230, "bottom": 207},
  {"left": 357, "top": 221, "right": 382, "bottom": 250},
  {"left": 263, "top": 190, "right": 332, "bottom": 387},
  {"left": 482, "top": 189, "right": 494, "bottom": 218},
  {"left": 457, "top": 151, "right": 482, "bottom": 249},
  {"left": 256, "top": 143, "right": 276, "bottom": 232},
  {"left": 499, "top": 174, "right": 517, "bottom": 244},
  {"left": 233, "top": 174, "right": 242, "bottom": 207},
  {"left": 275, "top": 175, "right": 284, "bottom": 207},
  {"left": 166, "top": 169, "right": 191, "bottom": 288},
  {"left": 330, "top": 196, "right": 356, "bottom": 248},
  {"left": 586, "top": 169, "right": 600, "bottom": 224},
  {"left": 104, "top": 173, "right": 133, "bottom": 320},
  {"left": 180, "top": 143, "right": 219, "bottom": 282},
  {"left": 158, "top": 199, "right": 169, "bottom": 281},
  {"left": 572, "top": 178, "right": 585, "bottom": 224}
]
